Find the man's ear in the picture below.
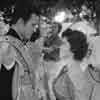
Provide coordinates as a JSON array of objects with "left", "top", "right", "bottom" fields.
[{"left": 17, "top": 18, "right": 24, "bottom": 25}]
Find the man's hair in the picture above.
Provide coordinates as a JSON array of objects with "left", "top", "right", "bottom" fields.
[
  {"left": 62, "top": 28, "right": 89, "bottom": 61},
  {"left": 11, "top": 0, "right": 39, "bottom": 24}
]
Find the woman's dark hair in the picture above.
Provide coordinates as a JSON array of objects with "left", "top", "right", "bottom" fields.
[
  {"left": 62, "top": 28, "right": 89, "bottom": 61},
  {"left": 11, "top": 0, "right": 39, "bottom": 24}
]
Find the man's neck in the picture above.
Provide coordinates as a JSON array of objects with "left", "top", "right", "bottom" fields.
[{"left": 11, "top": 25, "right": 24, "bottom": 41}]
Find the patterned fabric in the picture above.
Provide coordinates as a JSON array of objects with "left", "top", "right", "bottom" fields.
[
  {"left": 52, "top": 59, "right": 100, "bottom": 100},
  {"left": 53, "top": 71, "right": 75, "bottom": 100}
]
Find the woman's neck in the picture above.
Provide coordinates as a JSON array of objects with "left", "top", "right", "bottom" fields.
[{"left": 66, "top": 57, "right": 81, "bottom": 70}]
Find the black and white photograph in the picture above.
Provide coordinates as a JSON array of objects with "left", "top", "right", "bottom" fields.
[{"left": 0, "top": 0, "right": 100, "bottom": 100}]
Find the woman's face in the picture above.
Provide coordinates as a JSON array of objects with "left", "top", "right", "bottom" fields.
[{"left": 60, "top": 37, "right": 72, "bottom": 60}]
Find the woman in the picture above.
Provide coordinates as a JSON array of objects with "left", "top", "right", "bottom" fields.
[{"left": 58, "top": 28, "right": 90, "bottom": 100}]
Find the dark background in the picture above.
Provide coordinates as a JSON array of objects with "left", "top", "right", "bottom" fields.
[{"left": 0, "top": 0, "right": 100, "bottom": 27}]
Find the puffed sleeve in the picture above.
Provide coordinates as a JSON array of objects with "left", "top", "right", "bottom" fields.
[
  {"left": 88, "top": 36, "right": 100, "bottom": 68},
  {"left": 0, "top": 42, "right": 16, "bottom": 70}
]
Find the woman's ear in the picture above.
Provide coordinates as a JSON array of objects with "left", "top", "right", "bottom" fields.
[{"left": 59, "top": 41, "right": 72, "bottom": 60}]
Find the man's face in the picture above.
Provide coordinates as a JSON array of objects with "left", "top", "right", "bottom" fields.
[{"left": 23, "top": 14, "right": 39, "bottom": 40}]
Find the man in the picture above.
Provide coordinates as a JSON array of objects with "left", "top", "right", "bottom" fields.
[
  {"left": 1, "top": 0, "right": 40, "bottom": 73},
  {"left": 0, "top": 0, "right": 40, "bottom": 100}
]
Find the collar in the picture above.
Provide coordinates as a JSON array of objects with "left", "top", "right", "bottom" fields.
[{"left": 6, "top": 28, "right": 22, "bottom": 40}]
